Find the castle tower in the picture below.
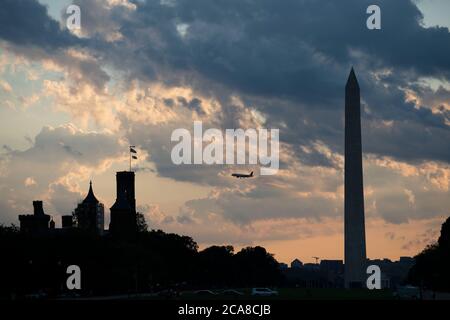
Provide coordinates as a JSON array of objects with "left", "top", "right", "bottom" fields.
[
  {"left": 109, "top": 171, "right": 137, "bottom": 238},
  {"left": 344, "top": 68, "right": 367, "bottom": 288},
  {"left": 18, "top": 201, "right": 51, "bottom": 234},
  {"left": 73, "top": 181, "right": 105, "bottom": 235},
  {"left": 115, "top": 171, "right": 136, "bottom": 213}
]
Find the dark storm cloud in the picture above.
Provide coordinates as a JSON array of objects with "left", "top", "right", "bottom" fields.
[
  {"left": 0, "top": 0, "right": 448, "bottom": 229},
  {"left": 120, "top": 113, "right": 231, "bottom": 186},
  {"left": 0, "top": 0, "right": 76, "bottom": 49},
  {"left": 96, "top": 0, "right": 449, "bottom": 166},
  {"left": 109, "top": 0, "right": 450, "bottom": 95},
  {"left": 61, "top": 144, "right": 83, "bottom": 157},
  {"left": 1, "top": 0, "right": 449, "bottom": 166},
  {"left": 177, "top": 97, "right": 205, "bottom": 114},
  {"left": 363, "top": 119, "right": 450, "bottom": 164},
  {"left": 0, "top": 0, "right": 110, "bottom": 89}
]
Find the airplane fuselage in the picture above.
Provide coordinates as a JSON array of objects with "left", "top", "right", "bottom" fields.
[{"left": 231, "top": 172, "right": 253, "bottom": 179}]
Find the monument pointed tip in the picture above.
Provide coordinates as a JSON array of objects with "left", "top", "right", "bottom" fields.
[{"left": 346, "top": 67, "right": 359, "bottom": 87}]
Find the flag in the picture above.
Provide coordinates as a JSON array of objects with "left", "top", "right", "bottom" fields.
[
  {"left": 132, "top": 155, "right": 138, "bottom": 159},
  {"left": 130, "top": 147, "right": 137, "bottom": 153}
]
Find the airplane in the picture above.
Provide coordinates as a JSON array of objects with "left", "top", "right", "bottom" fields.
[{"left": 231, "top": 171, "right": 254, "bottom": 179}]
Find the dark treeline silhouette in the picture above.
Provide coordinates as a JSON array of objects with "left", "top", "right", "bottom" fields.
[
  {"left": 408, "top": 216, "right": 450, "bottom": 291},
  {"left": 197, "top": 245, "right": 282, "bottom": 288},
  {"left": 0, "top": 223, "right": 282, "bottom": 298}
]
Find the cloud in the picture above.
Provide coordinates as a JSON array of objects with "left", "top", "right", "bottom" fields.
[
  {"left": 2, "top": 0, "right": 449, "bottom": 165},
  {"left": 24, "top": 177, "right": 37, "bottom": 187},
  {"left": 401, "top": 227, "right": 440, "bottom": 251},
  {"left": 364, "top": 157, "right": 450, "bottom": 224},
  {"left": 0, "top": 79, "right": 12, "bottom": 92},
  {"left": 140, "top": 201, "right": 343, "bottom": 246},
  {"left": 0, "top": 0, "right": 110, "bottom": 91},
  {"left": 0, "top": 124, "right": 124, "bottom": 223},
  {"left": 53, "top": 0, "right": 446, "bottom": 173},
  {"left": 0, "top": 0, "right": 76, "bottom": 49},
  {"left": 65, "top": 0, "right": 136, "bottom": 41},
  {"left": 42, "top": 79, "right": 120, "bottom": 129}
]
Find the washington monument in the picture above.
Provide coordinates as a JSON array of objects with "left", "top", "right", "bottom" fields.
[{"left": 344, "top": 68, "right": 367, "bottom": 288}]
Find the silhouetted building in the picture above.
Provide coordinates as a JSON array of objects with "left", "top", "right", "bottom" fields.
[
  {"left": 344, "top": 68, "right": 367, "bottom": 288},
  {"left": 380, "top": 273, "right": 391, "bottom": 289},
  {"left": 73, "top": 181, "right": 104, "bottom": 235},
  {"left": 368, "top": 257, "right": 415, "bottom": 288},
  {"left": 320, "top": 260, "right": 344, "bottom": 286},
  {"left": 304, "top": 263, "right": 320, "bottom": 271},
  {"left": 19, "top": 201, "right": 51, "bottom": 234},
  {"left": 399, "top": 256, "right": 414, "bottom": 264},
  {"left": 320, "top": 260, "right": 344, "bottom": 274},
  {"left": 109, "top": 171, "right": 137, "bottom": 238},
  {"left": 291, "top": 259, "right": 303, "bottom": 269},
  {"left": 279, "top": 262, "right": 288, "bottom": 270},
  {"left": 61, "top": 215, "right": 74, "bottom": 229},
  {"left": 283, "top": 264, "right": 327, "bottom": 288}
]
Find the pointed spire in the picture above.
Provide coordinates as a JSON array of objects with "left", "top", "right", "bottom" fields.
[
  {"left": 83, "top": 180, "right": 99, "bottom": 204},
  {"left": 346, "top": 67, "right": 359, "bottom": 89},
  {"left": 88, "top": 180, "right": 93, "bottom": 195}
]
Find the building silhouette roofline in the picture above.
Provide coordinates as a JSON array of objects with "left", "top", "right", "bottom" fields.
[{"left": 82, "top": 180, "right": 99, "bottom": 204}]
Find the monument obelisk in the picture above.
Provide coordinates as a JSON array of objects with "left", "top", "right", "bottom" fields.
[{"left": 344, "top": 68, "right": 367, "bottom": 288}]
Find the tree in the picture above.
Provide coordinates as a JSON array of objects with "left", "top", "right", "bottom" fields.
[
  {"left": 438, "top": 216, "right": 450, "bottom": 249},
  {"left": 0, "top": 224, "right": 19, "bottom": 235},
  {"left": 197, "top": 246, "right": 234, "bottom": 286},
  {"left": 408, "top": 216, "right": 450, "bottom": 291},
  {"left": 233, "top": 246, "right": 282, "bottom": 286},
  {"left": 136, "top": 212, "right": 148, "bottom": 233}
]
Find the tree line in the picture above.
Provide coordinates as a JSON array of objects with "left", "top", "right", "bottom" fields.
[{"left": 0, "top": 224, "right": 282, "bottom": 298}]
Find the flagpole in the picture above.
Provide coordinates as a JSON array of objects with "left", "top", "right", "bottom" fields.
[{"left": 129, "top": 145, "right": 136, "bottom": 172}]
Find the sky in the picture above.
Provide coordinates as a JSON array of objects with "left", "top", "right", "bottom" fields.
[{"left": 0, "top": 0, "right": 449, "bottom": 264}]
